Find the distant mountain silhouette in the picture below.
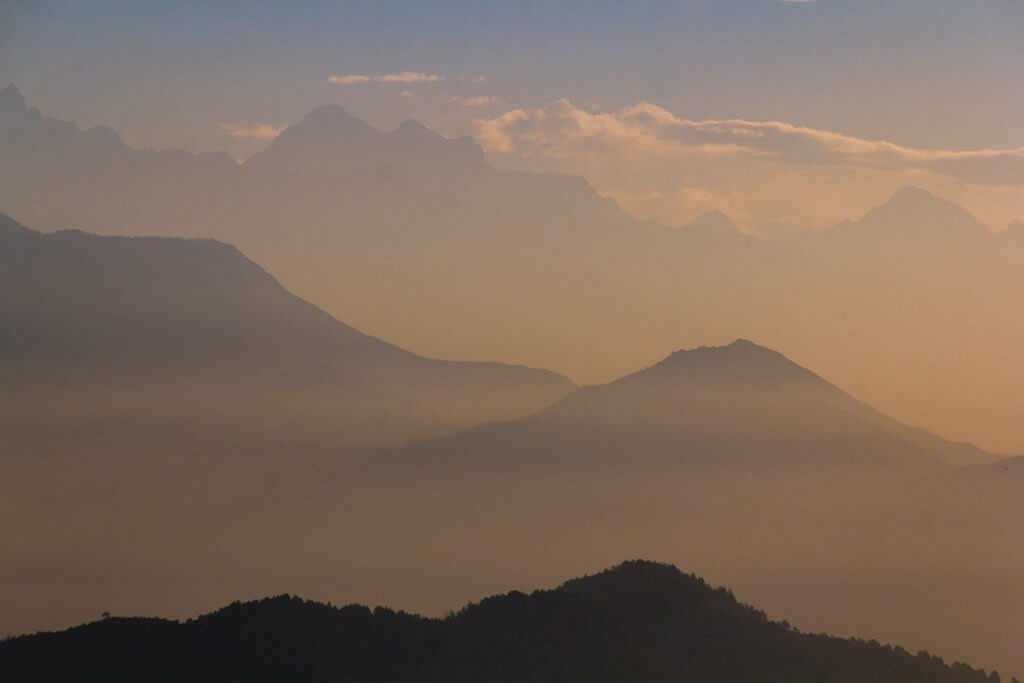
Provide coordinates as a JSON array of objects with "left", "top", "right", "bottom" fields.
[
  {"left": 244, "top": 105, "right": 488, "bottom": 181},
  {"left": 0, "top": 560, "right": 1002, "bottom": 682},
  {"left": 860, "top": 186, "right": 987, "bottom": 239},
  {"left": 681, "top": 209, "right": 746, "bottom": 238},
  {"left": 3, "top": 87, "right": 1024, "bottom": 456},
  {"left": 375, "top": 339, "right": 991, "bottom": 477},
  {"left": 818, "top": 186, "right": 989, "bottom": 248},
  {"left": 0, "top": 215, "right": 574, "bottom": 440}
]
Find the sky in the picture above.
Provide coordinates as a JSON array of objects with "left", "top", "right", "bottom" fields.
[{"left": 1, "top": 0, "right": 1022, "bottom": 229}]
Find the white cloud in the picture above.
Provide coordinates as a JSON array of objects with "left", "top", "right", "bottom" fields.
[
  {"left": 474, "top": 99, "right": 1024, "bottom": 230},
  {"left": 219, "top": 121, "right": 285, "bottom": 139},
  {"left": 327, "top": 71, "right": 442, "bottom": 85},
  {"left": 474, "top": 99, "right": 1024, "bottom": 188}
]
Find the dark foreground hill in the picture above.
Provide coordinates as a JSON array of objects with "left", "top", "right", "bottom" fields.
[{"left": 0, "top": 561, "right": 1003, "bottom": 683}]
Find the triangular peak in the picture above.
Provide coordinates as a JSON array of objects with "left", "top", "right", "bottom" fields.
[
  {"left": 391, "top": 118, "right": 441, "bottom": 141},
  {"left": 834, "top": 185, "right": 988, "bottom": 241},
  {"left": 683, "top": 209, "right": 742, "bottom": 236}
]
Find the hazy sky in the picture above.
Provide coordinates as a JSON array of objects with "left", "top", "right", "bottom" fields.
[{"left": 2, "top": 0, "right": 1022, "bottom": 228}]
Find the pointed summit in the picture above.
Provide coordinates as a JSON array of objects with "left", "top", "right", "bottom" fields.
[
  {"left": 853, "top": 186, "right": 986, "bottom": 241},
  {"left": 391, "top": 118, "right": 441, "bottom": 143},
  {"left": 298, "top": 103, "right": 363, "bottom": 125},
  {"left": 242, "top": 104, "right": 385, "bottom": 173},
  {"left": 877, "top": 186, "right": 958, "bottom": 216},
  {"left": 281, "top": 104, "right": 382, "bottom": 143},
  {"left": 683, "top": 210, "right": 742, "bottom": 237},
  {"left": 390, "top": 119, "right": 487, "bottom": 171}
]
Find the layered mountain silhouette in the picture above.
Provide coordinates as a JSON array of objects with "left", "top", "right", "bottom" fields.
[
  {"left": 0, "top": 561, "right": 1002, "bottom": 683},
  {"left": 244, "top": 106, "right": 489, "bottom": 183},
  {"left": 3, "top": 85, "right": 1021, "bottom": 454},
  {"left": 373, "top": 339, "right": 991, "bottom": 478},
  {"left": 3, "top": 85, "right": 1022, "bottom": 681},
  {"left": 0, "top": 214, "right": 573, "bottom": 442}
]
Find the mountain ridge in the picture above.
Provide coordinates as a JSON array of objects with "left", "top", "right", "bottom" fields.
[
  {"left": 831, "top": 185, "right": 989, "bottom": 243},
  {"left": 0, "top": 215, "right": 575, "bottom": 432},
  {"left": 366, "top": 339, "right": 993, "bottom": 479},
  {"left": 0, "top": 560, "right": 1001, "bottom": 683},
  {"left": 3, "top": 87, "right": 1024, "bottom": 456}
]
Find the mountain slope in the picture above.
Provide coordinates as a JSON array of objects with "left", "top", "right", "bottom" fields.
[
  {"left": 375, "top": 339, "right": 991, "bottom": 477},
  {"left": 835, "top": 186, "right": 989, "bottom": 244},
  {"left": 0, "top": 561, "right": 1000, "bottom": 683},
  {"left": 3, "top": 87, "right": 1024, "bottom": 454},
  {"left": 0, "top": 216, "right": 574, "bottom": 436}
]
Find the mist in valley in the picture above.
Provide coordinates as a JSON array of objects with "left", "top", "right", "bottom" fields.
[{"left": 1, "top": 2, "right": 1022, "bottom": 680}]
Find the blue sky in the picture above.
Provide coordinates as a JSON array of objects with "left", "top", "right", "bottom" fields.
[{"left": 3, "top": 0, "right": 1021, "bottom": 151}]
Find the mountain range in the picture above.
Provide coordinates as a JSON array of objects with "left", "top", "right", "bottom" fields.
[
  {"left": 0, "top": 211, "right": 1021, "bottom": 677},
  {"left": 2, "top": 84, "right": 1023, "bottom": 678},
  {"left": 1, "top": 83, "right": 1021, "bottom": 454},
  {"left": 0, "top": 561, "right": 1005, "bottom": 683}
]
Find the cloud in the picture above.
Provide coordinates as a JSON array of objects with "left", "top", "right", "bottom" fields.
[
  {"left": 219, "top": 121, "right": 286, "bottom": 140},
  {"left": 473, "top": 99, "right": 1024, "bottom": 230},
  {"left": 474, "top": 99, "right": 1024, "bottom": 188},
  {"left": 327, "top": 71, "right": 441, "bottom": 85},
  {"left": 460, "top": 95, "right": 498, "bottom": 107}
]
